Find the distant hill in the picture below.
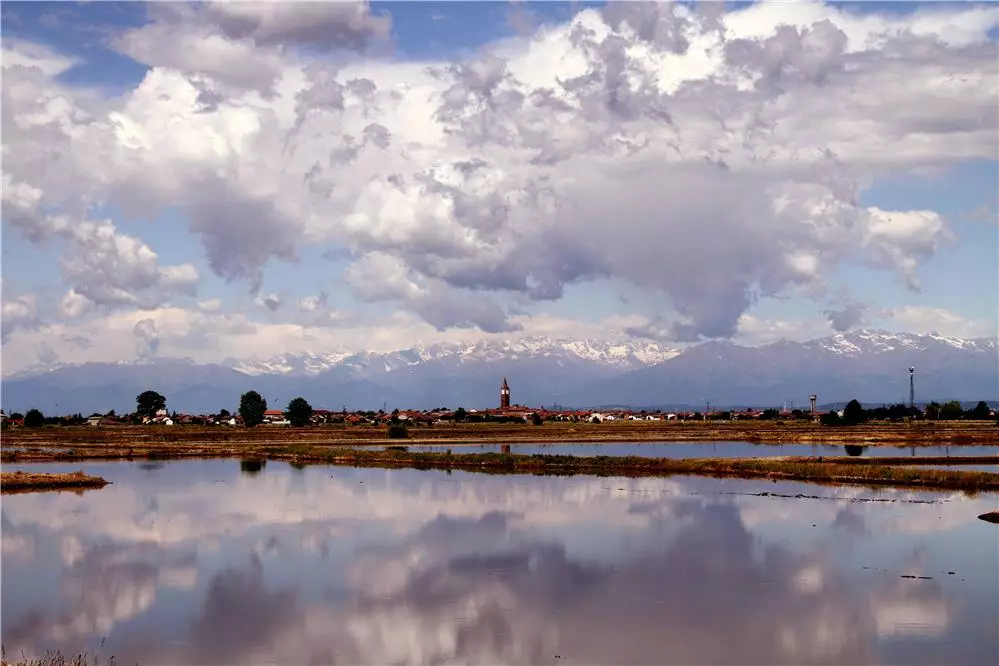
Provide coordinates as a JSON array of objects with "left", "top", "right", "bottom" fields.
[{"left": 1, "top": 331, "right": 995, "bottom": 414}]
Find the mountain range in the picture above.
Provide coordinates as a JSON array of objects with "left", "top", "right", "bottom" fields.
[{"left": 1, "top": 331, "right": 996, "bottom": 415}]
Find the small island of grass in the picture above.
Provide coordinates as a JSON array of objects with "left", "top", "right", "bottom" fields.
[{"left": 0, "top": 470, "right": 110, "bottom": 495}]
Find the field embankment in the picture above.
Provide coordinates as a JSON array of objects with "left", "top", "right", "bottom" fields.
[
  {"left": 0, "top": 470, "right": 109, "bottom": 495},
  {"left": 2, "top": 419, "right": 997, "bottom": 454}
]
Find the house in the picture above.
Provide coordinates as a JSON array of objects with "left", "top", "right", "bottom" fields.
[{"left": 263, "top": 409, "right": 287, "bottom": 425}]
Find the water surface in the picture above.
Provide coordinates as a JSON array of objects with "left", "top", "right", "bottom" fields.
[
  {"left": 379, "top": 441, "right": 999, "bottom": 459},
  {"left": 2, "top": 460, "right": 997, "bottom": 665}
]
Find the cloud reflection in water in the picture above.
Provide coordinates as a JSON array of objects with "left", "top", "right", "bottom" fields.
[{"left": 1, "top": 460, "right": 995, "bottom": 665}]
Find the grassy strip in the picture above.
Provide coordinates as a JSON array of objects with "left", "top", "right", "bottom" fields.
[
  {"left": 270, "top": 447, "right": 999, "bottom": 491},
  {"left": 1, "top": 653, "right": 116, "bottom": 666},
  {"left": 3, "top": 420, "right": 998, "bottom": 449},
  {"left": 0, "top": 470, "right": 109, "bottom": 495}
]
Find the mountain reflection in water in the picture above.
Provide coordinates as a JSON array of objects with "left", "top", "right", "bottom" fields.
[{"left": 1, "top": 460, "right": 996, "bottom": 665}]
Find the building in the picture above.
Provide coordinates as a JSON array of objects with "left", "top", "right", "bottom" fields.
[{"left": 500, "top": 378, "right": 511, "bottom": 409}]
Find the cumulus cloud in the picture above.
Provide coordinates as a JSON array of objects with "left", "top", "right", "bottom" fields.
[
  {"left": 254, "top": 292, "right": 282, "bottom": 312},
  {"left": 133, "top": 318, "right": 160, "bottom": 358},
  {"left": 2, "top": 1, "right": 996, "bottom": 343},
  {"left": 2, "top": 176, "right": 200, "bottom": 311},
  {"left": 884, "top": 306, "right": 997, "bottom": 339},
  {"left": 113, "top": 1, "right": 390, "bottom": 93},
  {"left": 862, "top": 208, "right": 954, "bottom": 291},
  {"left": 1, "top": 291, "right": 38, "bottom": 342},
  {"left": 823, "top": 294, "right": 869, "bottom": 332}
]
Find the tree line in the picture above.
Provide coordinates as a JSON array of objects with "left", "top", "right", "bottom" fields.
[
  {"left": 2, "top": 390, "right": 316, "bottom": 428},
  {"left": 820, "top": 399, "right": 994, "bottom": 426}
]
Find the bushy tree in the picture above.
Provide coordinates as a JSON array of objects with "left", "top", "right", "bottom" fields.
[
  {"left": 842, "top": 399, "right": 866, "bottom": 426},
  {"left": 136, "top": 390, "right": 166, "bottom": 419},
  {"left": 820, "top": 411, "right": 842, "bottom": 426},
  {"left": 939, "top": 400, "right": 964, "bottom": 420},
  {"left": 924, "top": 402, "right": 941, "bottom": 420},
  {"left": 968, "top": 401, "right": 991, "bottom": 420},
  {"left": 388, "top": 423, "right": 409, "bottom": 439},
  {"left": 454, "top": 407, "right": 467, "bottom": 422},
  {"left": 240, "top": 390, "right": 267, "bottom": 427},
  {"left": 24, "top": 408, "right": 45, "bottom": 428},
  {"left": 532, "top": 412, "right": 543, "bottom": 426},
  {"left": 759, "top": 409, "right": 779, "bottom": 420},
  {"left": 285, "top": 397, "right": 313, "bottom": 427}
]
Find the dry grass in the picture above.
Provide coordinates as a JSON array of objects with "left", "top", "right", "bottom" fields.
[
  {"left": 2, "top": 419, "right": 996, "bottom": 457},
  {"left": 0, "top": 471, "right": 109, "bottom": 495},
  {"left": 0, "top": 651, "right": 116, "bottom": 666},
  {"left": 286, "top": 447, "right": 998, "bottom": 491}
]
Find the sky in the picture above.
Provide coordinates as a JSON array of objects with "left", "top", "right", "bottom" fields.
[{"left": 1, "top": 0, "right": 997, "bottom": 375}]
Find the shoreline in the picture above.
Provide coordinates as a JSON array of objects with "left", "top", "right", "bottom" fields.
[
  {"left": 277, "top": 449, "right": 999, "bottom": 492},
  {"left": 3, "top": 442, "right": 996, "bottom": 492}
]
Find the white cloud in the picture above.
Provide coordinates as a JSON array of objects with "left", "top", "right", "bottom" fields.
[
  {"left": 882, "top": 306, "right": 997, "bottom": 339},
  {"left": 2, "top": 175, "right": 200, "bottom": 310},
  {"left": 1, "top": 291, "right": 38, "bottom": 341},
  {"left": 2, "top": 1, "right": 996, "bottom": 347},
  {"left": 133, "top": 318, "right": 160, "bottom": 358},
  {"left": 197, "top": 298, "right": 222, "bottom": 312},
  {"left": 58, "top": 289, "right": 94, "bottom": 319},
  {"left": 863, "top": 208, "right": 954, "bottom": 290}
]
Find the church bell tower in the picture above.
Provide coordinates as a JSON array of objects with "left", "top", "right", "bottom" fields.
[{"left": 500, "top": 378, "right": 510, "bottom": 409}]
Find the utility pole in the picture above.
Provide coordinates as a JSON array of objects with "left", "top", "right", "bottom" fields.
[{"left": 909, "top": 367, "right": 915, "bottom": 410}]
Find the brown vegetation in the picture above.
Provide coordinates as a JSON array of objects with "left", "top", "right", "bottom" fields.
[
  {"left": 0, "top": 471, "right": 110, "bottom": 495},
  {"left": 1, "top": 652, "right": 115, "bottom": 666},
  {"left": 2, "top": 419, "right": 997, "bottom": 454},
  {"left": 275, "top": 447, "right": 999, "bottom": 491}
]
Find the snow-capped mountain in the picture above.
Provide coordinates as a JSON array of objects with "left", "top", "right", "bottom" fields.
[
  {"left": 2, "top": 331, "right": 995, "bottom": 414},
  {"left": 228, "top": 337, "right": 683, "bottom": 377}
]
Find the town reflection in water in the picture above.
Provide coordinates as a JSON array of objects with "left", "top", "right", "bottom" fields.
[{"left": 2, "top": 460, "right": 996, "bottom": 665}]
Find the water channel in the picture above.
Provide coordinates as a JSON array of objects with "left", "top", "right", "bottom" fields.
[{"left": 2, "top": 459, "right": 997, "bottom": 665}]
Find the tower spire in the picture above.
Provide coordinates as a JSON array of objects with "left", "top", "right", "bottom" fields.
[{"left": 500, "top": 377, "right": 510, "bottom": 409}]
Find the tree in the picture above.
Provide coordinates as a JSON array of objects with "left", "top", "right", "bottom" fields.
[
  {"left": 532, "top": 412, "right": 543, "bottom": 426},
  {"left": 842, "top": 399, "right": 866, "bottom": 426},
  {"left": 285, "top": 397, "right": 313, "bottom": 427},
  {"left": 939, "top": 400, "right": 964, "bottom": 420},
  {"left": 454, "top": 407, "right": 467, "bottom": 422},
  {"left": 24, "top": 408, "right": 45, "bottom": 428},
  {"left": 240, "top": 391, "right": 267, "bottom": 427},
  {"left": 820, "top": 411, "right": 842, "bottom": 426},
  {"left": 219, "top": 408, "right": 231, "bottom": 418},
  {"left": 759, "top": 408, "right": 779, "bottom": 420},
  {"left": 924, "top": 402, "right": 941, "bottom": 420},
  {"left": 136, "top": 390, "right": 166, "bottom": 419},
  {"left": 10, "top": 412, "right": 24, "bottom": 422},
  {"left": 968, "top": 401, "right": 991, "bottom": 420}
]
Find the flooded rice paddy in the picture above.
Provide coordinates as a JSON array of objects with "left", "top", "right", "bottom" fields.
[
  {"left": 2, "top": 459, "right": 997, "bottom": 665},
  {"left": 379, "top": 440, "right": 999, "bottom": 460}
]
